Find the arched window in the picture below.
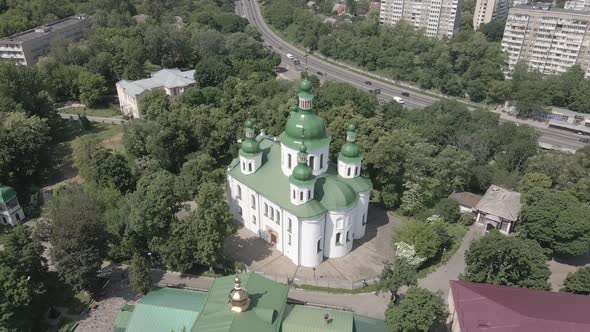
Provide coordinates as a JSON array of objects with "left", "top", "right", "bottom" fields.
[
  {"left": 317, "top": 239, "right": 322, "bottom": 253},
  {"left": 356, "top": 167, "right": 360, "bottom": 176},
  {"left": 336, "top": 233, "right": 342, "bottom": 245},
  {"left": 288, "top": 154, "right": 292, "bottom": 169},
  {"left": 248, "top": 163, "right": 252, "bottom": 172},
  {"left": 299, "top": 191, "right": 304, "bottom": 201},
  {"left": 238, "top": 206, "right": 242, "bottom": 216},
  {"left": 252, "top": 215, "right": 256, "bottom": 224},
  {"left": 346, "top": 231, "right": 351, "bottom": 242},
  {"left": 292, "top": 190, "right": 296, "bottom": 200},
  {"left": 276, "top": 211, "right": 280, "bottom": 224},
  {"left": 242, "top": 161, "right": 245, "bottom": 171},
  {"left": 251, "top": 195, "right": 256, "bottom": 209},
  {"left": 288, "top": 219, "right": 292, "bottom": 233},
  {"left": 362, "top": 213, "right": 366, "bottom": 226},
  {"left": 320, "top": 154, "right": 324, "bottom": 169},
  {"left": 347, "top": 168, "right": 351, "bottom": 176},
  {"left": 270, "top": 207, "right": 274, "bottom": 220},
  {"left": 264, "top": 203, "right": 268, "bottom": 216},
  {"left": 307, "top": 190, "right": 311, "bottom": 200},
  {"left": 309, "top": 156, "right": 315, "bottom": 170},
  {"left": 237, "top": 186, "right": 242, "bottom": 200}
]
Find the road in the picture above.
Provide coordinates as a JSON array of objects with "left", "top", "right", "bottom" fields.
[{"left": 236, "top": 0, "right": 588, "bottom": 151}]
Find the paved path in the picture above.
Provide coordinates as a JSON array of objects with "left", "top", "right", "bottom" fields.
[{"left": 418, "top": 226, "right": 483, "bottom": 298}]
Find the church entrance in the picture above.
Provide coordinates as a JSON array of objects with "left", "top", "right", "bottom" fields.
[{"left": 270, "top": 231, "right": 277, "bottom": 246}]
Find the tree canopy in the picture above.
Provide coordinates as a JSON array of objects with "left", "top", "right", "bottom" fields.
[
  {"left": 561, "top": 266, "right": 590, "bottom": 295},
  {"left": 385, "top": 287, "right": 447, "bottom": 332}
]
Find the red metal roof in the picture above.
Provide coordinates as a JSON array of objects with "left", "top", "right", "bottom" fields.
[{"left": 450, "top": 280, "right": 590, "bottom": 332}]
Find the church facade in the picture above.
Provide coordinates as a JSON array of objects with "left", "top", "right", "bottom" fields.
[{"left": 226, "top": 80, "right": 372, "bottom": 267}]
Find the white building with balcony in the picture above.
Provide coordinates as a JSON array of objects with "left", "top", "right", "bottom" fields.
[
  {"left": 0, "top": 15, "right": 91, "bottom": 66},
  {"left": 115, "top": 69, "right": 196, "bottom": 118},
  {"left": 226, "top": 80, "right": 372, "bottom": 267},
  {"left": 501, "top": 6, "right": 590, "bottom": 77},
  {"left": 379, "top": 0, "right": 464, "bottom": 38},
  {"left": 0, "top": 185, "right": 25, "bottom": 226}
]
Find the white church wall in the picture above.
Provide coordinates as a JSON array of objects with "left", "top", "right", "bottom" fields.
[
  {"left": 299, "top": 215, "right": 326, "bottom": 267},
  {"left": 260, "top": 196, "right": 283, "bottom": 251},
  {"left": 337, "top": 159, "right": 362, "bottom": 179},
  {"left": 227, "top": 176, "right": 261, "bottom": 236},
  {"left": 280, "top": 144, "right": 299, "bottom": 176},
  {"left": 324, "top": 209, "right": 354, "bottom": 259},
  {"left": 353, "top": 191, "right": 370, "bottom": 239},
  {"left": 306, "top": 145, "right": 330, "bottom": 176},
  {"left": 283, "top": 210, "right": 299, "bottom": 265}
]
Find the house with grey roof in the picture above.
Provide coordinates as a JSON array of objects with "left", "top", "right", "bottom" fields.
[
  {"left": 474, "top": 185, "right": 521, "bottom": 235},
  {"left": 116, "top": 68, "right": 196, "bottom": 118}
]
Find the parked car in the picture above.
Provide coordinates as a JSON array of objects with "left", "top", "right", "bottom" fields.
[
  {"left": 316, "top": 71, "right": 323, "bottom": 76},
  {"left": 286, "top": 53, "right": 294, "bottom": 60},
  {"left": 364, "top": 81, "right": 372, "bottom": 85},
  {"left": 393, "top": 96, "right": 404, "bottom": 104},
  {"left": 580, "top": 137, "right": 590, "bottom": 144},
  {"left": 401, "top": 92, "right": 410, "bottom": 97},
  {"left": 293, "top": 60, "right": 300, "bottom": 65}
]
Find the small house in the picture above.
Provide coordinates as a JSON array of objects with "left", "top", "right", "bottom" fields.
[
  {"left": 449, "top": 192, "right": 482, "bottom": 214},
  {"left": 474, "top": 185, "right": 521, "bottom": 235}
]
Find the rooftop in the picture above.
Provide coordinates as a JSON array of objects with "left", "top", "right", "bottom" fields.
[
  {"left": 475, "top": 185, "right": 521, "bottom": 222},
  {"left": 450, "top": 280, "right": 590, "bottom": 332},
  {"left": 228, "top": 137, "right": 372, "bottom": 218},
  {"left": 282, "top": 305, "right": 353, "bottom": 332},
  {"left": 449, "top": 192, "right": 482, "bottom": 209},
  {"left": 117, "top": 69, "right": 196, "bottom": 97},
  {"left": 0, "top": 15, "right": 90, "bottom": 44},
  {"left": 511, "top": 4, "right": 590, "bottom": 16},
  {"left": 0, "top": 185, "right": 17, "bottom": 203}
]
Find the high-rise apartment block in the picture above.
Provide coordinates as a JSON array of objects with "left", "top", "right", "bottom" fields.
[
  {"left": 0, "top": 15, "right": 91, "bottom": 66},
  {"left": 565, "top": 0, "right": 590, "bottom": 11},
  {"left": 379, "top": 0, "right": 464, "bottom": 38},
  {"left": 501, "top": 6, "right": 590, "bottom": 77},
  {"left": 473, "top": 0, "right": 512, "bottom": 30}
]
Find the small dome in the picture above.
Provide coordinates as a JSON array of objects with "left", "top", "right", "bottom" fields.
[
  {"left": 341, "top": 142, "right": 361, "bottom": 158},
  {"left": 317, "top": 177, "right": 358, "bottom": 209},
  {"left": 241, "top": 138, "right": 260, "bottom": 154},
  {"left": 292, "top": 162, "right": 313, "bottom": 182},
  {"left": 299, "top": 144, "right": 307, "bottom": 153},
  {"left": 0, "top": 185, "right": 17, "bottom": 203},
  {"left": 347, "top": 123, "right": 356, "bottom": 131},
  {"left": 245, "top": 120, "right": 253, "bottom": 128},
  {"left": 300, "top": 79, "right": 312, "bottom": 93}
]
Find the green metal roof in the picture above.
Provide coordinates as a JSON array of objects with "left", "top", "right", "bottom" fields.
[
  {"left": 228, "top": 138, "right": 372, "bottom": 218},
  {"left": 125, "top": 288, "right": 207, "bottom": 332},
  {"left": 281, "top": 305, "right": 354, "bottom": 332},
  {"left": 0, "top": 185, "right": 17, "bottom": 203},
  {"left": 114, "top": 311, "right": 133, "bottom": 332},
  {"left": 352, "top": 315, "right": 386, "bottom": 332},
  {"left": 191, "top": 273, "right": 289, "bottom": 332}
]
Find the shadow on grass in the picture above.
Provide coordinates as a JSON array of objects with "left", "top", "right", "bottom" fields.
[{"left": 45, "top": 272, "right": 90, "bottom": 315}]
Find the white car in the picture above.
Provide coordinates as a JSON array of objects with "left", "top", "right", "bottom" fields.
[
  {"left": 393, "top": 96, "right": 405, "bottom": 104},
  {"left": 286, "top": 53, "right": 294, "bottom": 60}
]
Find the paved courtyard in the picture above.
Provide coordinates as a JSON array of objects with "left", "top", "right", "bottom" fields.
[{"left": 224, "top": 205, "right": 400, "bottom": 288}]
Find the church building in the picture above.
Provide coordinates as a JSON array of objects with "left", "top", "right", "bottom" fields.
[
  {"left": 226, "top": 79, "right": 372, "bottom": 267},
  {"left": 0, "top": 185, "right": 25, "bottom": 226}
]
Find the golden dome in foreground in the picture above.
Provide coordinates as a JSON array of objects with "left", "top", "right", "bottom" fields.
[{"left": 229, "top": 275, "right": 250, "bottom": 312}]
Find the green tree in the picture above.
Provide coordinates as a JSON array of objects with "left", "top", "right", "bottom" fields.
[
  {"left": 195, "top": 57, "right": 233, "bottom": 88},
  {"left": 0, "top": 265, "right": 34, "bottom": 331},
  {"left": 78, "top": 70, "right": 107, "bottom": 108},
  {"left": 130, "top": 254, "right": 152, "bottom": 295},
  {"left": 93, "top": 149, "right": 135, "bottom": 193},
  {"left": 434, "top": 198, "right": 461, "bottom": 222},
  {"left": 462, "top": 231, "right": 551, "bottom": 290},
  {"left": 519, "top": 172, "right": 552, "bottom": 195},
  {"left": 376, "top": 258, "right": 418, "bottom": 300},
  {"left": 561, "top": 266, "right": 590, "bottom": 295},
  {"left": 139, "top": 89, "right": 171, "bottom": 120},
  {"left": 479, "top": 19, "right": 506, "bottom": 42},
  {"left": 194, "top": 182, "right": 235, "bottom": 269},
  {"left": 385, "top": 287, "right": 446, "bottom": 332},
  {"left": 394, "top": 220, "right": 443, "bottom": 262},
  {"left": 47, "top": 185, "right": 108, "bottom": 294},
  {"left": 178, "top": 153, "right": 224, "bottom": 199}
]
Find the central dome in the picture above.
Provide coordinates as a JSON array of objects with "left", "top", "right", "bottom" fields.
[{"left": 284, "top": 112, "right": 327, "bottom": 140}]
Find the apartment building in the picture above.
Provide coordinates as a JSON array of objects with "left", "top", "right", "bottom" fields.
[
  {"left": 565, "top": 0, "right": 590, "bottom": 11},
  {"left": 473, "top": 0, "right": 512, "bottom": 30},
  {"left": 379, "top": 0, "right": 464, "bottom": 38},
  {"left": 0, "top": 15, "right": 91, "bottom": 66},
  {"left": 501, "top": 6, "right": 590, "bottom": 77}
]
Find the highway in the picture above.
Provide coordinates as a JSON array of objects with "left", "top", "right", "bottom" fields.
[{"left": 236, "top": 0, "right": 588, "bottom": 151}]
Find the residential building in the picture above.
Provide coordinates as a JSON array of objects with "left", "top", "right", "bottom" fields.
[
  {"left": 472, "top": 0, "right": 512, "bottom": 30},
  {"left": 0, "top": 15, "right": 91, "bottom": 66},
  {"left": 565, "top": 0, "right": 590, "bottom": 11},
  {"left": 449, "top": 192, "right": 482, "bottom": 214},
  {"left": 474, "top": 185, "right": 521, "bottom": 235},
  {"left": 226, "top": 80, "right": 372, "bottom": 268},
  {"left": 448, "top": 280, "right": 590, "bottom": 332},
  {"left": 501, "top": 6, "right": 590, "bottom": 77},
  {"left": 115, "top": 69, "right": 196, "bottom": 118},
  {"left": 379, "top": 0, "right": 464, "bottom": 38},
  {"left": 114, "top": 273, "right": 385, "bottom": 332},
  {"left": 0, "top": 185, "right": 25, "bottom": 226}
]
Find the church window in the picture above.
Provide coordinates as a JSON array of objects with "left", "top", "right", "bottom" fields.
[
  {"left": 288, "top": 234, "right": 292, "bottom": 245},
  {"left": 251, "top": 195, "right": 256, "bottom": 209},
  {"left": 264, "top": 203, "right": 268, "bottom": 216},
  {"left": 299, "top": 191, "right": 304, "bottom": 201},
  {"left": 269, "top": 207, "right": 274, "bottom": 220},
  {"left": 362, "top": 214, "right": 366, "bottom": 226},
  {"left": 292, "top": 190, "right": 296, "bottom": 200},
  {"left": 252, "top": 215, "right": 256, "bottom": 224},
  {"left": 346, "top": 231, "right": 351, "bottom": 242},
  {"left": 238, "top": 207, "right": 242, "bottom": 216},
  {"left": 248, "top": 163, "right": 252, "bottom": 172},
  {"left": 237, "top": 186, "right": 242, "bottom": 200},
  {"left": 307, "top": 190, "right": 311, "bottom": 200},
  {"left": 320, "top": 154, "right": 324, "bottom": 168},
  {"left": 336, "top": 233, "right": 343, "bottom": 246},
  {"left": 309, "top": 156, "right": 315, "bottom": 170},
  {"left": 288, "top": 219, "right": 292, "bottom": 233},
  {"left": 336, "top": 219, "right": 344, "bottom": 230},
  {"left": 288, "top": 154, "right": 292, "bottom": 169},
  {"left": 356, "top": 167, "right": 360, "bottom": 176},
  {"left": 317, "top": 239, "right": 322, "bottom": 253},
  {"left": 347, "top": 168, "right": 351, "bottom": 176},
  {"left": 276, "top": 211, "right": 280, "bottom": 224},
  {"left": 242, "top": 161, "right": 245, "bottom": 171}
]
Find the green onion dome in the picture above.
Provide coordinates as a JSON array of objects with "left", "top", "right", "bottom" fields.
[
  {"left": 339, "top": 123, "right": 361, "bottom": 159},
  {"left": 291, "top": 144, "right": 314, "bottom": 183},
  {"left": 300, "top": 79, "right": 313, "bottom": 93},
  {"left": 240, "top": 120, "right": 261, "bottom": 155}
]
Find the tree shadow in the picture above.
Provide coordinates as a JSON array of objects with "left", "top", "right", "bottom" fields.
[
  {"left": 223, "top": 225, "right": 275, "bottom": 266},
  {"left": 352, "top": 204, "right": 392, "bottom": 250},
  {"left": 554, "top": 254, "right": 590, "bottom": 267}
]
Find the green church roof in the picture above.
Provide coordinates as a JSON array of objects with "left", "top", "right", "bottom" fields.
[
  {"left": 240, "top": 120, "right": 261, "bottom": 156},
  {"left": 228, "top": 138, "right": 371, "bottom": 218},
  {"left": 125, "top": 288, "right": 207, "bottom": 332},
  {"left": 282, "top": 305, "right": 354, "bottom": 332},
  {"left": 191, "top": 273, "right": 288, "bottom": 332},
  {"left": 0, "top": 185, "right": 17, "bottom": 203}
]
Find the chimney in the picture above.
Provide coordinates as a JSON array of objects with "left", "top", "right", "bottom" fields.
[{"left": 324, "top": 313, "right": 329, "bottom": 326}]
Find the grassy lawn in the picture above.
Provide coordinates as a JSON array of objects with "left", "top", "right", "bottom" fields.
[
  {"left": 417, "top": 223, "right": 468, "bottom": 278},
  {"left": 295, "top": 282, "right": 378, "bottom": 294},
  {"left": 387, "top": 210, "right": 409, "bottom": 223},
  {"left": 61, "top": 104, "right": 120, "bottom": 118}
]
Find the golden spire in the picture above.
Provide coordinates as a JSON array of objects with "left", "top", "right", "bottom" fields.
[{"left": 229, "top": 275, "right": 250, "bottom": 313}]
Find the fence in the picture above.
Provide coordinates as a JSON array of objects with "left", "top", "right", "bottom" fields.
[
  {"left": 59, "top": 113, "right": 128, "bottom": 125},
  {"left": 255, "top": 271, "right": 380, "bottom": 290}
]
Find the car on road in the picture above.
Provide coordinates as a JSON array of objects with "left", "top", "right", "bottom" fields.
[
  {"left": 286, "top": 53, "right": 294, "bottom": 60},
  {"left": 393, "top": 96, "right": 405, "bottom": 104},
  {"left": 580, "top": 137, "right": 590, "bottom": 144},
  {"left": 364, "top": 81, "right": 372, "bottom": 85},
  {"left": 401, "top": 92, "right": 410, "bottom": 97},
  {"left": 316, "top": 71, "right": 323, "bottom": 76}
]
